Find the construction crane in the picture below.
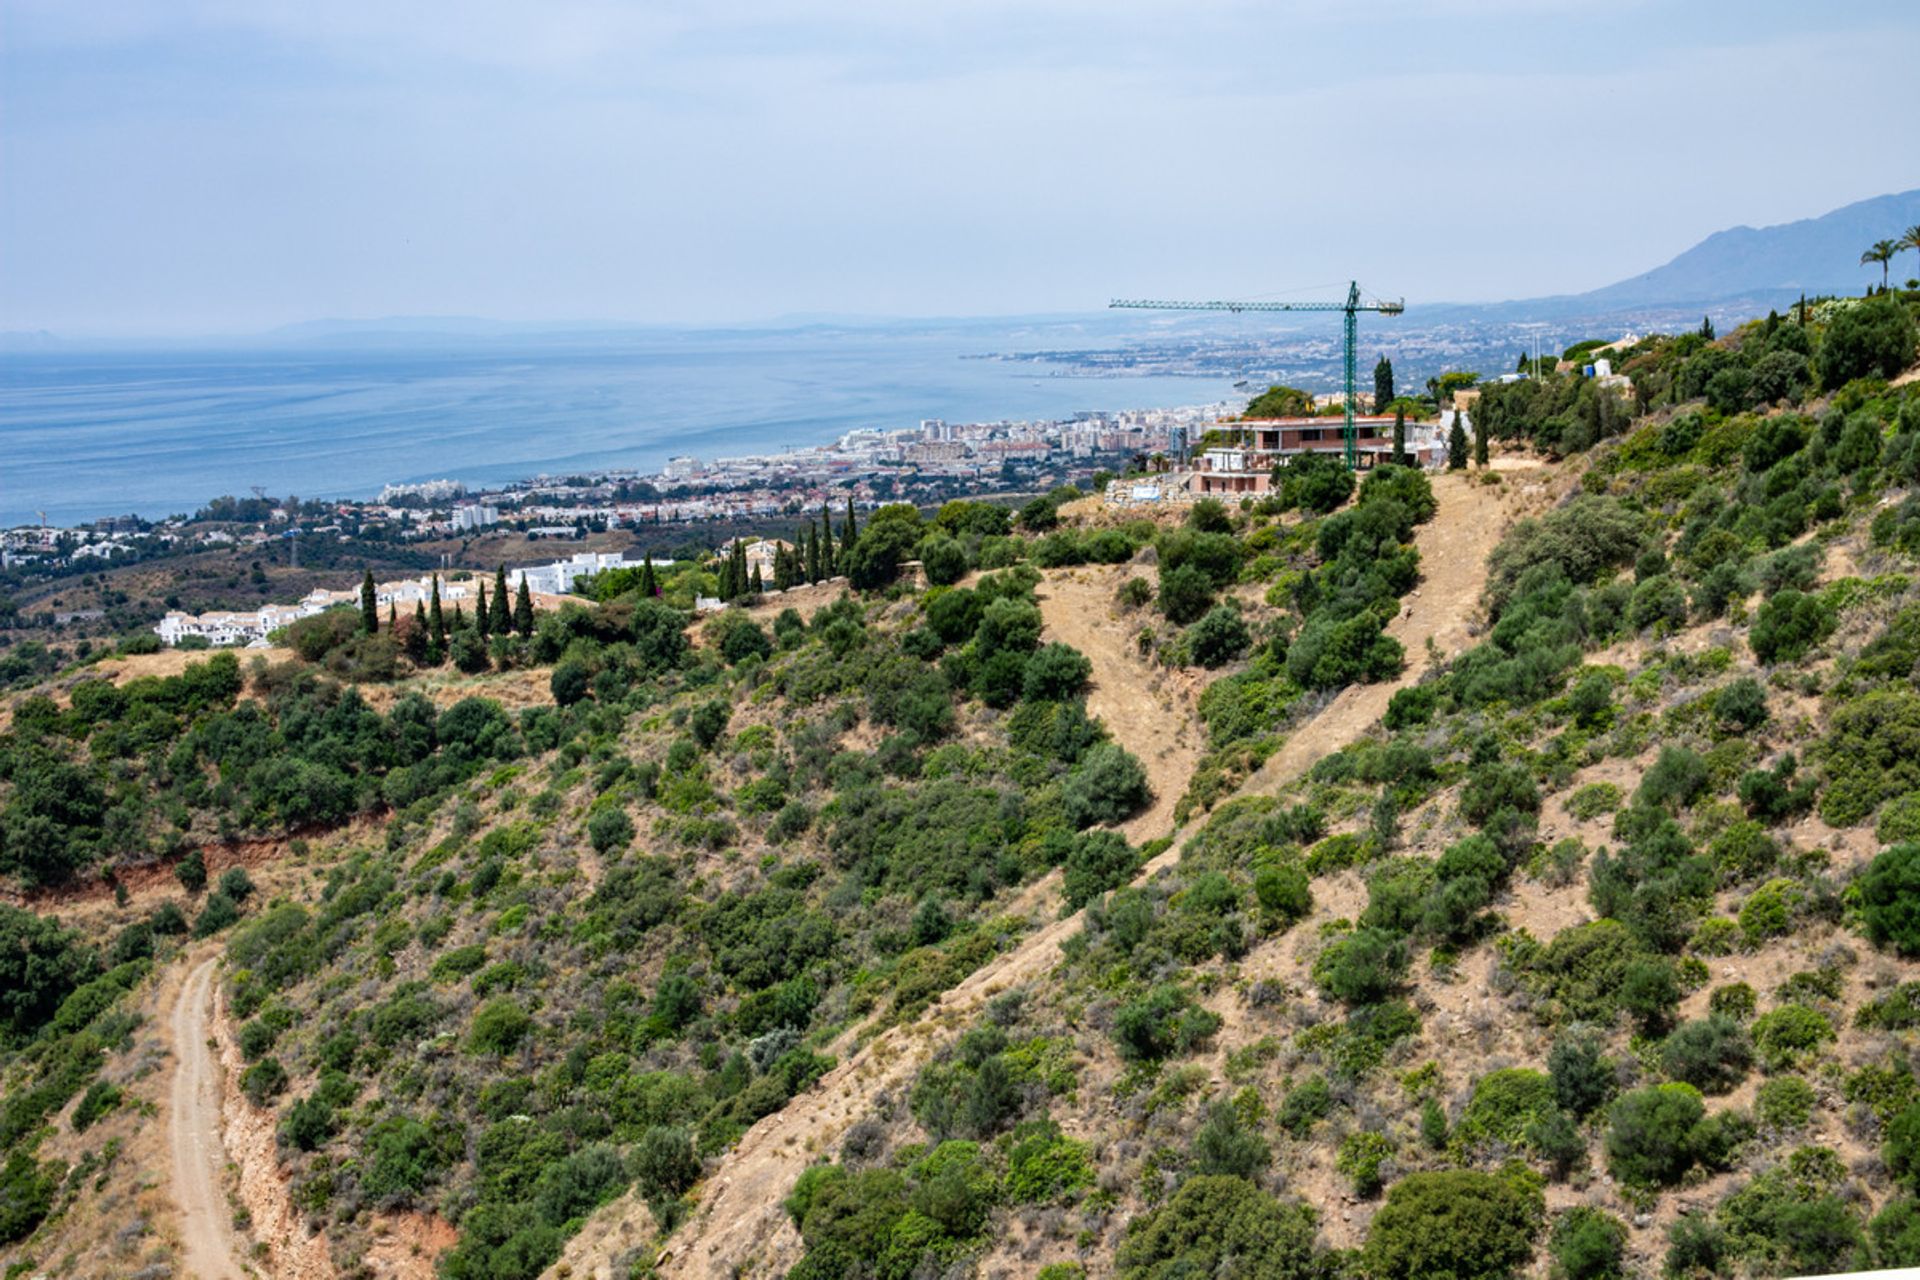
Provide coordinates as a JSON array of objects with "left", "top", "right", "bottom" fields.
[{"left": 1110, "top": 281, "right": 1405, "bottom": 469}]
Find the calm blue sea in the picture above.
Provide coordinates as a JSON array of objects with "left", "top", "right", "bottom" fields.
[{"left": 0, "top": 324, "right": 1238, "bottom": 528}]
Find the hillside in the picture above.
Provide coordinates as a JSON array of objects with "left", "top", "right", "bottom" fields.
[{"left": 1, "top": 284, "right": 1919, "bottom": 1280}]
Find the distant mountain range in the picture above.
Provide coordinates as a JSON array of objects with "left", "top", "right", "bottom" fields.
[{"left": 1451, "top": 187, "right": 1920, "bottom": 324}]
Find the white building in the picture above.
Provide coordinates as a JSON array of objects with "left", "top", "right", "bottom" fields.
[
  {"left": 453, "top": 504, "right": 500, "bottom": 532},
  {"left": 507, "top": 551, "right": 666, "bottom": 597}
]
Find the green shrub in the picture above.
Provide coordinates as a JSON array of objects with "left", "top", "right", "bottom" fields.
[
  {"left": 1660, "top": 1017, "right": 1752, "bottom": 1094},
  {"left": 1005, "top": 1119, "right": 1093, "bottom": 1203},
  {"left": 1336, "top": 1130, "right": 1394, "bottom": 1198},
  {"left": 1878, "top": 794, "right": 1920, "bottom": 846},
  {"left": 240, "top": 1056, "right": 288, "bottom": 1105},
  {"left": 1191, "top": 1101, "right": 1272, "bottom": 1181},
  {"left": 1757, "top": 1076, "right": 1817, "bottom": 1131},
  {"left": 1112, "top": 985, "right": 1221, "bottom": 1062},
  {"left": 71, "top": 1079, "right": 121, "bottom": 1132},
  {"left": 1117, "top": 1175, "right": 1318, "bottom": 1280},
  {"left": 1708, "top": 985, "right": 1755, "bottom": 1025},
  {"left": 1158, "top": 564, "right": 1216, "bottom": 626},
  {"left": 1312, "top": 928, "right": 1409, "bottom": 1005},
  {"left": 1822, "top": 689, "right": 1920, "bottom": 826},
  {"left": 1185, "top": 605, "right": 1253, "bottom": 669},
  {"left": 1061, "top": 830, "right": 1140, "bottom": 910},
  {"left": 1750, "top": 589, "right": 1834, "bottom": 664},
  {"left": 1062, "top": 743, "right": 1150, "bottom": 830},
  {"left": 1857, "top": 843, "right": 1920, "bottom": 956},
  {"left": 1549, "top": 1206, "right": 1627, "bottom": 1280},
  {"left": 1751, "top": 1005, "right": 1835, "bottom": 1071},
  {"left": 1715, "top": 677, "right": 1770, "bottom": 733},
  {"left": 1277, "top": 1075, "right": 1331, "bottom": 1137},
  {"left": 633, "top": 1125, "right": 700, "bottom": 1200},
  {"left": 1362, "top": 1168, "right": 1544, "bottom": 1280},
  {"left": 587, "top": 806, "right": 635, "bottom": 856},
  {"left": 1738, "top": 876, "right": 1804, "bottom": 945},
  {"left": 1548, "top": 1029, "right": 1614, "bottom": 1117},
  {"left": 1460, "top": 1068, "right": 1558, "bottom": 1146},
  {"left": 1888, "top": 1104, "right": 1920, "bottom": 1193},
  {"left": 1816, "top": 295, "right": 1917, "bottom": 387},
  {"left": 468, "top": 998, "right": 534, "bottom": 1055},
  {"left": 1567, "top": 782, "right": 1622, "bottom": 822},
  {"left": 1604, "top": 1083, "right": 1706, "bottom": 1186}
]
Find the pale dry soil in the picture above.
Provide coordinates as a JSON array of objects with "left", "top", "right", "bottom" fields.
[
  {"left": 559, "top": 467, "right": 1539, "bottom": 1280},
  {"left": 168, "top": 956, "right": 250, "bottom": 1280}
]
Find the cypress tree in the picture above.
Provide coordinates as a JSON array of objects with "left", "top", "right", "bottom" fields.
[
  {"left": 751, "top": 564, "right": 764, "bottom": 593},
  {"left": 1448, "top": 418, "right": 1468, "bottom": 470},
  {"left": 360, "top": 569, "right": 378, "bottom": 633},
  {"left": 476, "top": 583, "right": 491, "bottom": 639},
  {"left": 490, "top": 565, "right": 511, "bottom": 632},
  {"left": 388, "top": 602, "right": 397, "bottom": 631},
  {"left": 1474, "top": 420, "right": 1489, "bottom": 468},
  {"left": 514, "top": 579, "right": 533, "bottom": 635},
  {"left": 844, "top": 497, "right": 859, "bottom": 546},
  {"left": 1373, "top": 356, "right": 1394, "bottom": 414},
  {"left": 805, "top": 521, "right": 821, "bottom": 582},
  {"left": 453, "top": 602, "right": 465, "bottom": 631},
  {"left": 1392, "top": 407, "right": 1407, "bottom": 466},
  {"left": 408, "top": 601, "right": 428, "bottom": 662},
  {"left": 429, "top": 576, "right": 446, "bottom": 650},
  {"left": 640, "top": 554, "right": 658, "bottom": 598},
  {"left": 820, "top": 503, "right": 835, "bottom": 576},
  {"left": 1699, "top": 315, "right": 1715, "bottom": 341}
]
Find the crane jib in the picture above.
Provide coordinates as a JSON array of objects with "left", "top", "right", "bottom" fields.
[{"left": 1106, "top": 280, "right": 1406, "bottom": 470}]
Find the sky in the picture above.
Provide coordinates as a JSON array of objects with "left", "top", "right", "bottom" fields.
[{"left": 3, "top": 0, "right": 1918, "bottom": 336}]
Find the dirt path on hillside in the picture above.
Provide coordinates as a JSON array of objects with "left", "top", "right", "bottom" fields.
[
  {"left": 169, "top": 957, "right": 247, "bottom": 1280},
  {"left": 560, "top": 469, "right": 1537, "bottom": 1280},
  {"left": 1034, "top": 564, "right": 1202, "bottom": 843},
  {"left": 1232, "top": 469, "right": 1527, "bottom": 799}
]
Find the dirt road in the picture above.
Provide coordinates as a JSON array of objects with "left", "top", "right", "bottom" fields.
[
  {"left": 1033, "top": 564, "right": 1202, "bottom": 843},
  {"left": 169, "top": 956, "right": 246, "bottom": 1280},
  {"left": 560, "top": 468, "right": 1535, "bottom": 1280}
]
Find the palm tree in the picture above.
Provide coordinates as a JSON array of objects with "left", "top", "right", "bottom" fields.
[
  {"left": 1901, "top": 225, "right": 1920, "bottom": 285},
  {"left": 1862, "top": 239, "right": 1899, "bottom": 291}
]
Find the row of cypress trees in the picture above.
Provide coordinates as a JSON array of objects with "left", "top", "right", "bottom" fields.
[{"left": 356, "top": 565, "right": 535, "bottom": 665}]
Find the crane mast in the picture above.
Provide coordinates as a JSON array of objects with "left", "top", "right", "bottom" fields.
[{"left": 1111, "top": 281, "right": 1404, "bottom": 469}]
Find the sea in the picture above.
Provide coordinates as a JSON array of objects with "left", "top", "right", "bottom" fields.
[{"left": 0, "top": 321, "right": 1241, "bottom": 528}]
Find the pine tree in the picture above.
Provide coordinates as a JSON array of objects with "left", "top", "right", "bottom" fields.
[
  {"left": 360, "top": 569, "right": 378, "bottom": 634},
  {"left": 514, "top": 579, "right": 533, "bottom": 635},
  {"left": 639, "top": 554, "right": 658, "bottom": 598},
  {"left": 1474, "top": 419, "right": 1489, "bottom": 469},
  {"left": 429, "top": 576, "right": 446, "bottom": 652},
  {"left": 476, "top": 583, "right": 491, "bottom": 639},
  {"left": 1448, "top": 419, "right": 1468, "bottom": 470},
  {"left": 1392, "top": 407, "right": 1407, "bottom": 466},
  {"left": 490, "top": 565, "right": 511, "bottom": 633},
  {"left": 1373, "top": 356, "right": 1395, "bottom": 414}
]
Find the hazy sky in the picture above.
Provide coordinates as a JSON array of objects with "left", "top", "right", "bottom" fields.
[{"left": 4, "top": 0, "right": 1917, "bottom": 335}]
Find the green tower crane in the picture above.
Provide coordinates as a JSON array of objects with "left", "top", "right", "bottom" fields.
[{"left": 1110, "top": 281, "right": 1405, "bottom": 469}]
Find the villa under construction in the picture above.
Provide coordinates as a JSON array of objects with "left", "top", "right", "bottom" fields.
[{"left": 1192, "top": 415, "right": 1443, "bottom": 495}]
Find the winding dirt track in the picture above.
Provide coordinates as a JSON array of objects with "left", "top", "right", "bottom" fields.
[
  {"left": 169, "top": 957, "right": 247, "bottom": 1280},
  {"left": 551, "top": 469, "right": 1533, "bottom": 1280}
]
